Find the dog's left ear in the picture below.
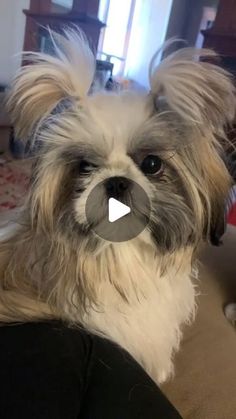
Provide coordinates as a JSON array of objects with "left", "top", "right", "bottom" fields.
[
  {"left": 7, "top": 28, "right": 95, "bottom": 140},
  {"left": 149, "top": 48, "right": 236, "bottom": 245},
  {"left": 149, "top": 48, "right": 236, "bottom": 133}
]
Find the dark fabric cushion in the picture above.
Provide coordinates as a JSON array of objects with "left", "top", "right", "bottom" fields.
[{"left": 0, "top": 321, "right": 181, "bottom": 419}]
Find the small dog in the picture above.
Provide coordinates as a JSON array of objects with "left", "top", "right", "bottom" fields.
[{"left": 0, "top": 29, "right": 235, "bottom": 384}]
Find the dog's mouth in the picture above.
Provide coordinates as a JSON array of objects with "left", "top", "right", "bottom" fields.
[{"left": 81, "top": 180, "right": 151, "bottom": 243}]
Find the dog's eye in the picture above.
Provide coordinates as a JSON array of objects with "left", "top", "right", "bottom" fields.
[
  {"left": 79, "top": 160, "right": 97, "bottom": 174},
  {"left": 140, "top": 155, "right": 163, "bottom": 176}
]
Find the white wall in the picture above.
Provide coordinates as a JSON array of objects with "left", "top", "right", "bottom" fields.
[
  {"left": 125, "top": 0, "right": 173, "bottom": 88},
  {"left": 0, "top": 0, "right": 30, "bottom": 85}
]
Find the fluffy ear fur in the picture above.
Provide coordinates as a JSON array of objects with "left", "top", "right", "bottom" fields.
[
  {"left": 6, "top": 28, "right": 95, "bottom": 139},
  {"left": 150, "top": 47, "right": 235, "bottom": 245},
  {"left": 149, "top": 48, "right": 236, "bottom": 134}
]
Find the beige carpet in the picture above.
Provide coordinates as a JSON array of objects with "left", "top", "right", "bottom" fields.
[{"left": 163, "top": 225, "right": 236, "bottom": 419}]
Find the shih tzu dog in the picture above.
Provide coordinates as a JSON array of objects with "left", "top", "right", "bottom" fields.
[{"left": 0, "top": 29, "right": 235, "bottom": 384}]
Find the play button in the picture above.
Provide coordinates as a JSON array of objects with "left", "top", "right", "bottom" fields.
[
  {"left": 85, "top": 177, "right": 151, "bottom": 242},
  {"left": 108, "top": 198, "right": 131, "bottom": 222}
]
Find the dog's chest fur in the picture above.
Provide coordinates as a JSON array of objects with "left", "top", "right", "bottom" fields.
[{"left": 78, "top": 241, "right": 196, "bottom": 384}]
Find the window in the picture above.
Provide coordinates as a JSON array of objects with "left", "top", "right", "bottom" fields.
[
  {"left": 98, "top": 0, "right": 173, "bottom": 87},
  {"left": 98, "top": 0, "right": 135, "bottom": 76}
]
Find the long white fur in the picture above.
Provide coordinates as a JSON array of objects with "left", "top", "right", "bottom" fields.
[
  {"left": 8, "top": 28, "right": 95, "bottom": 139},
  {"left": 79, "top": 243, "right": 196, "bottom": 383}
]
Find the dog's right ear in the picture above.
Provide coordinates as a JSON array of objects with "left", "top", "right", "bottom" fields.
[
  {"left": 7, "top": 28, "right": 95, "bottom": 139},
  {"left": 149, "top": 47, "right": 236, "bottom": 135}
]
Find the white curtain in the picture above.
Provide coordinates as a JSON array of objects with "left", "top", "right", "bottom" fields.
[{"left": 125, "top": 0, "right": 173, "bottom": 87}]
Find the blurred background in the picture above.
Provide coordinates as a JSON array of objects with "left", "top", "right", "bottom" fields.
[{"left": 0, "top": 0, "right": 220, "bottom": 89}]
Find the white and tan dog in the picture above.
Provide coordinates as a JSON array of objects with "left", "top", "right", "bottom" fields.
[{"left": 0, "top": 29, "right": 234, "bottom": 384}]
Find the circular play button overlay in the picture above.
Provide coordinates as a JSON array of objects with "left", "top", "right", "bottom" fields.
[{"left": 85, "top": 177, "right": 151, "bottom": 242}]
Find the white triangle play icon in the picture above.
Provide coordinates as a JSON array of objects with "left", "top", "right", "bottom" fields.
[{"left": 108, "top": 198, "right": 131, "bottom": 223}]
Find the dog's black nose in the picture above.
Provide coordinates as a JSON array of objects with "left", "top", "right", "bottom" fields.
[{"left": 105, "top": 176, "right": 130, "bottom": 198}]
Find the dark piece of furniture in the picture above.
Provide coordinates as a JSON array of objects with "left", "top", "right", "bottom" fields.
[
  {"left": 23, "top": 0, "right": 105, "bottom": 53},
  {"left": 202, "top": 0, "right": 236, "bottom": 76},
  {"left": 202, "top": 0, "right": 236, "bottom": 150}
]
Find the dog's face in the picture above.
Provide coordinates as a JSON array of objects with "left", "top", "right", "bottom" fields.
[
  {"left": 7, "top": 30, "right": 235, "bottom": 254},
  {"left": 29, "top": 95, "right": 211, "bottom": 253}
]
